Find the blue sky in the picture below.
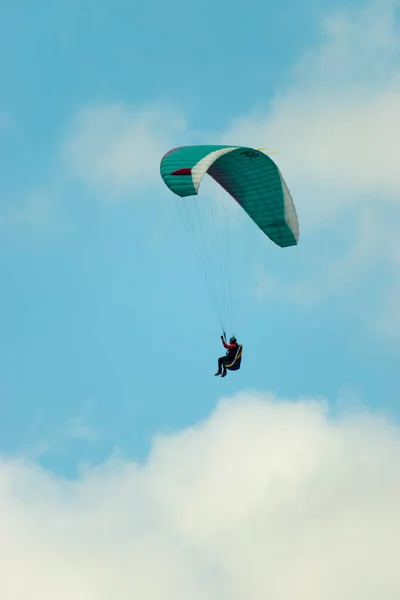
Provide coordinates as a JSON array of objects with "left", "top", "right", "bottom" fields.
[{"left": 1, "top": 0, "right": 400, "bottom": 482}]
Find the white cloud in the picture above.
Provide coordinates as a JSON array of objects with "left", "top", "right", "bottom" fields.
[
  {"left": 62, "top": 101, "right": 187, "bottom": 196},
  {"left": 225, "top": 1, "right": 400, "bottom": 224},
  {"left": 18, "top": 402, "right": 99, "bottom": 462},
  {"left": 1, "top": 391, "right": 400, "bottom": 599},
  {"left": 222, "top": 1, "right": 400, "bottom": 331},
  {"left": 276, "top": 204, "right": 400, "bottom": 307}
]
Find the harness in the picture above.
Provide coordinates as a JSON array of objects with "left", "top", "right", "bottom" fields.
[{"left": 225, "top": 344, "right": 243, "bottom": 371}]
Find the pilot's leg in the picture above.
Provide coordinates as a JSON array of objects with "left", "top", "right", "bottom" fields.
[{"left": 215, "top": 356, "right": 225, "bottom": 376}]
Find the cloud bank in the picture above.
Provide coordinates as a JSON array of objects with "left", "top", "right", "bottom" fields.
[{"left": 1, "top": 391, "right": 400, "bottom": 599}]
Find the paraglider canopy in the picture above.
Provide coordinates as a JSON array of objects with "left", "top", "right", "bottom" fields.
[{"left": 160, "top": 144, "right": 299, "bottom": 248}]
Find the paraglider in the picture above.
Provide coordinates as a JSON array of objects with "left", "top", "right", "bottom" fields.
[
  {"left": 160, "top": 144, "right": 299, "bottom": 376},
  {"left": 215, "top": 334, "right": 242, "bottom": 378}
]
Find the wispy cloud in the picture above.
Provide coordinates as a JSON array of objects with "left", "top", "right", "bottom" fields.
[
  {"left": 223, "top": 0, "right": 400, "bottom": 333},
  {"left": 0, "top": 391, "right": 400, "bottom": 598},
  {"left": 0, "top": 99, "right": 187, "bottom": 229},
  {"left": 61, "top": 101, "right": 187, "bottom": 197},
  {"left": 23, "top": 401, "right": 98, "bottom": 461}
]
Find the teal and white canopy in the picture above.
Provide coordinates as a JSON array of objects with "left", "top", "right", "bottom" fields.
[{"left": 160, "top": 144, "right": 299, "bottom": 248}]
